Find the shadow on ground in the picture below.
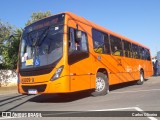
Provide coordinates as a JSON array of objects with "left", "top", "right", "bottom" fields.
[
  {"left": 29, "top": 80, "right": 143, "bottom": 103},
  {"left": 0, "top": 80, "right": 150, "bottom": 111},
  {"left": 29, "top": 90, "right": 92, "bottom": 103}
]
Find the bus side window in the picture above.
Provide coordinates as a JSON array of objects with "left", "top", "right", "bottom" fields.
[
  {"left": 123, "top": 40, "right": 132, "bottom": 58},
  {"left": 103, "top": 34, "right": 110, "bottom": 54},
  {"left": 145, "top": 49, "right": 151, "bottom": 61},
  {"left": 131, "top": 44, "right": 140, "bottom": 59},
  {"left": 80, "top": 32, "right": 88, "bottom": 52},
  {"left": 69, "top": 28, "right": 76, "bottom": 52},
  {"left": 139, "top": 47, "right": 145, "bottom": 60},
  {"left": 68, "top": 27, "right": 89, "bottom": 65},
  {"left": 110, "top": 35, "right": 123, "bottom": 56},
  {"left": 92, "top": 28, "right": 104, "bottom": 54},
  {"left": 142, "top": 48, "right": 146, "bottom": 60},
  {"left": 69, "top": 28, "right": 88, "bottom": 53},
  {"left": 92, "top": 28, "right": 110, "bottom": 54}
]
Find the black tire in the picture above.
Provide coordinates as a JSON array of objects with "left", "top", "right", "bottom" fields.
[
  {"left": 137, "top": 71, "right": 144, "bottom": 85},
  {"left": 91, "top": 72, "right": 109, "bottom": 96}
]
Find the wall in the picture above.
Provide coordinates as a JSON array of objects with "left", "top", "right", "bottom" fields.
[{"left": 0, "top": 70, "right": 17, "bottom": 87}]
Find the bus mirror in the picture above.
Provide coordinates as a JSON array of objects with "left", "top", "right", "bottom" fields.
[{"left": 76, "top": 30, "right": 82, "bottom": 39}]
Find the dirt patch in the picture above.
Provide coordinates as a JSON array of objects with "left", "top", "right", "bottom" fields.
[{"left": 0, "top": 86, "right": 17, "bottom": 94}]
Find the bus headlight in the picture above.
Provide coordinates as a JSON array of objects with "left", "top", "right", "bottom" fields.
[
  {"left": 17, "top": 72, "right": 20, "bottom": 84},
  {"left": 17, "top": 77, "right": 20, "bottom": 84},
  {"left": 51, "top": 65, "right": 64, "bottom": 81}
]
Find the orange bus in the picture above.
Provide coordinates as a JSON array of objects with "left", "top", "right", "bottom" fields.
[{"left": 17, "top": 12, "right": 153, "bottom": 96}]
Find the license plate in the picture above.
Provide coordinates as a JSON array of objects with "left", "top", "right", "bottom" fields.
[{"left": 28, "top": 89, "right": 37, "bottom": 94}]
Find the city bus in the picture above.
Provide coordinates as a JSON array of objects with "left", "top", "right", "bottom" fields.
[{"left": 17, "top": 12, "right": 153, "bottom": 96}]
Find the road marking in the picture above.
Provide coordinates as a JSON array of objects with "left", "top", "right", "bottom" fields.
[
  {"left": 111, "top": 88, "right": 160, "bottom": 94},
  {"left": 134, "top": 107, "right": 158, "bottom": 120},
  {"left": 89, "top": 107, "right": 136, "bottom": 111}
]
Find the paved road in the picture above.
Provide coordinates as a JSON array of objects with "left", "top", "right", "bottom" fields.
[{"left": 0, "top": 76, "right": 160, "bottom": 120}]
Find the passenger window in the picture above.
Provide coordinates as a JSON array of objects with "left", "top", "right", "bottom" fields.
[
  {"left": 103, "top": 34, "right": 110, "bottom": 54},
  {"left": 131, "top": 44, "right": 140, "bottom": 59},
  {"left": 139, "top": 47, "right": 145, "bottom": 60},
  {"left": 145, "top": 49, "right": 151, "bottom": 61},
  {"left": 92, "top": 28, "right": 110, "bottom": 54},
  {"left": 110, "top": 35, "right": 123, "bottom": 56},
  {"left": 123, "top": 40, "right": 132, "bottom": 58}
]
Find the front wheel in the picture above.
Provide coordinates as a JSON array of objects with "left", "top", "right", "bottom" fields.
[
  {"left": 137, "top": 71, "right": 144, "bottom": 85},
  {"left": 91, "top": 72, "right": 109, "bottom": 96}
]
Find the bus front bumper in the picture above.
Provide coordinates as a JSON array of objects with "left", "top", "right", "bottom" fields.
[{"left": 18, "top": 76, "right": 70, "bottom": 94}]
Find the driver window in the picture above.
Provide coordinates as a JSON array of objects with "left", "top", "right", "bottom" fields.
[
  {"left": 69, "top": 27, "right": 88, "bottom": 53},
  {"left": 68, "top": 27, "right": 89, "bottom": 65}
]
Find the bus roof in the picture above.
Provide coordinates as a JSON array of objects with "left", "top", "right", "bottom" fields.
[
  {"left": 25, "top": 12, "right": 149, "bottom": 50},
  {"left": 65, "top": 12, "right": 149, "bottom": 50}
]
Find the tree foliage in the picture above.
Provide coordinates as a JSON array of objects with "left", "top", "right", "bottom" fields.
[
  {"left": 26, "top": 11, "right": 52, "bottom": 26},
  {"left": 0, "top": 20, "right": 13, "bottom": 43},
  {"left": 0, "top": 21, "right": 14, "bottom": 55},
  {"left": 0, "top": 21, "right": 16, "bottom": 69},
  {"left": 1, "top": 28, "right": 22, "bottom": 69}
]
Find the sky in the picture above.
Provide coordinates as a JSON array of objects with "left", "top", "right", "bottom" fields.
[{"left": 0, "top": 0, "right": 160, "bottom": 57}]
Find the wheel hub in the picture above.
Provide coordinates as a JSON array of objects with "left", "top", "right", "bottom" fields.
[{"left": 96, "top": 77, "right": 105, "bottom": 92}]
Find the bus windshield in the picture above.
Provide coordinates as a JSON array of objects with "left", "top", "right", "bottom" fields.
[{"left": 20, "top": 14, "right": 64, "bottom": 69}]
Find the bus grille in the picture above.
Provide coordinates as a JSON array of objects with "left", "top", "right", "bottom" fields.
[{"left": 22, "top": 84, "right": 47, "bottom": 93}]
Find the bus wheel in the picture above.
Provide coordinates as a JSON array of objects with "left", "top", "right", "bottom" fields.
[
  {"left": 137, "top": 71, "right": 144, "bottom": 85},
  {"left": 91, "top": 72, "right": 109, "bottom": 96}
]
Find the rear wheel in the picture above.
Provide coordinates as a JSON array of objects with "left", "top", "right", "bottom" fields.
[
  {"left": 137, "top": 71, "right": 144, "bottom": 85},
  {"left": 91, "top": 72, "right": 109, "bottom": 96}
]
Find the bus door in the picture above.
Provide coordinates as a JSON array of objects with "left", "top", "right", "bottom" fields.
[{"left": 68, "top": 22, "right": 92, "bottom": 92}]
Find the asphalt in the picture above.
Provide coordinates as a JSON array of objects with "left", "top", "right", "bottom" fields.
[{"left": 0, "top": 76, "right": 160, "bottom": 120}]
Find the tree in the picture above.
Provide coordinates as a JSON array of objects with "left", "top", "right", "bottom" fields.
[
  {"left": 1, "top": 28, "right": 22, "bottom": 69},
  {"left": 0, "top": 20, "right": 13, "bottom": 43},
  {"left": 0, "top": 20, "right": 14, "bottom": 55},
  {"left": 0, "top": 21, "right": 15, "bottom": 69},
  {"left": 26, "top": 11, "right": 52, "bottom": 26}
]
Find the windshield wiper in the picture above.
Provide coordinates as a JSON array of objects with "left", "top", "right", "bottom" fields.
[
  {"left": 26, "top": 27, "right": 50, "bottom": 47},
  {"left": 37, "top": 27, "right": 50, "bottom": 46}
]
